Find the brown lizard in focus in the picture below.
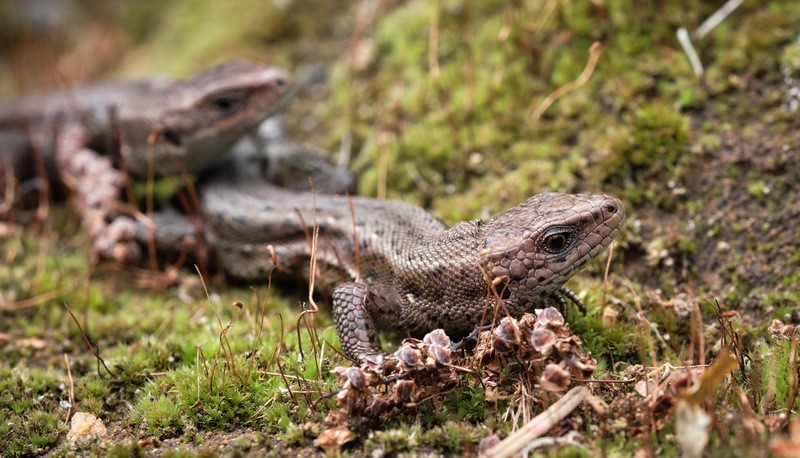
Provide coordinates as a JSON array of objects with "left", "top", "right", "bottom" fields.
[{"left": 197, "top": 179, "right": 625, "bottom": 363}]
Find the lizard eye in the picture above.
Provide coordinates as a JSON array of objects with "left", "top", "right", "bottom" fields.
[
  {"left": 539, "top": 226, "right": 576, "bottom": 254},
  {"left": 207, "top": 91, "right": 245, "bottom": 117},
  {"left": 213, "top": 96, "right": 239, "bottom": 111}
]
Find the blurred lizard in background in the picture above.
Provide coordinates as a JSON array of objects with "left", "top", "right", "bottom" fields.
[{"left": 0, "top": 61, "right": 344, "bottom": 262}]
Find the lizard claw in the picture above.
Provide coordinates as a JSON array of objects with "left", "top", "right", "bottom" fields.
[{"left": 554, "top": 287, "right": 586, "bottom": 316}]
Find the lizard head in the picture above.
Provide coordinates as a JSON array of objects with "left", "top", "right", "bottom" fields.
[
  {"left": 152, "top": 61, "right": 290, "bottom": 174},
  {"left": 480, "top": 192, "right": 625, "bottom": 310}
]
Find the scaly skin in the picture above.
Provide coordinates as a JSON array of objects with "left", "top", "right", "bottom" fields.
[{"left": 199, "top": 180, "right": 625, "bottom": 362}]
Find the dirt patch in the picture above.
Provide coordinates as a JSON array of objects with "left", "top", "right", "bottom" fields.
[{"left": 627, "top": 80, "right": 799, "bottom": 318}]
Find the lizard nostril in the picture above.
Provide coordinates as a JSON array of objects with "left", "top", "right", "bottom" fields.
[{"left": 605, "top": 204, "right": 617, "bottom": 214}]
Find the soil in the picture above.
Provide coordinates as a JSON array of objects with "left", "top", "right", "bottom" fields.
[{"left": 624, "top": 79, "right": 799, "bottom": 318}]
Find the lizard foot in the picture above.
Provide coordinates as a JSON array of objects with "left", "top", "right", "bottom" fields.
[
  {"left": 332, "top": 282, "right": 386, "bottom": 364},
  {"left": 553, "top": 286, "right": 586, "bottom": 316}
]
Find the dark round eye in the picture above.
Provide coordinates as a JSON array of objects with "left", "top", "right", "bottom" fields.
[
  {"left": 546, "top": 234, "right": 567, "bottom": 252},
  {"left": 212, "top": 96, "right": 239, "bottom": 112},
  {"left": 539, "top": 227, "right": 576, "bottom": 254}
]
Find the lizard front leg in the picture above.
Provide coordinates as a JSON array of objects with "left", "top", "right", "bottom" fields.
[
  {"left": 332, "top": 282, "right": 387, "bottom": 363},
  {"left": 55, "top": 121, "right": 141, "bottom": 263}
]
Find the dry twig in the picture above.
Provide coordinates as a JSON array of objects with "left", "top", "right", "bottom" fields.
[
  {"left": 527, "top": 42, "right": 602, "bottom": 121},
  {"left": 63, "top": 353, "right": 75, "bottom": 425},
  {"left": 485, "top": 386, "right": 589, "bottom": 458},
  {"left": 63, "top": 302, "right": 115, "bottom": 377}
]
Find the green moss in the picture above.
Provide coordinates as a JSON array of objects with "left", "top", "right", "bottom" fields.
[
  {"left": 0, "top": 368, "right": 68, "bottom": 455},
  {"left": 570, "top": 302, "right": 643, "bottom": 364},
  {"left": 366, "top": 427, "right": 421, "bottom": 454},
  {"left": 756, "top": 339, "right": 796, "bottom": 411},
  {"left": 420, "top": 422, "right": 482, "bottom": 454},
  {"left": 134, "top": 395, "right": 185, "bottom": 439},
  {"left": 445, "top": 385, "right": 489, "bottom": 423},
  {"left": 280, "top": 422, "right": 319, "bottom": 447},
  {"left": 712, "top": 4, "right": 800, "bottom": 75},
  {"left": 599, "top": 103, "right": 690, "bottom": 187},
  {"left": 75, "top": 375, "right": 112, "bottom": 415},
  {"left": 106, "top": 441, "right": 146, "bottom": 458},
  {"left": 746, "top": 180, "right": 768, "bottom": 199},
  {"left": 129, "top": 314, "right": 342, "bottom": 438}
]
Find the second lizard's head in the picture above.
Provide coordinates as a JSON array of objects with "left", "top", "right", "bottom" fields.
[
  {"left": 480, "top": 192, "right": 625, "bottom": 311},
  {"left": 129, "top": 61, "right": 290, "bottom": 176}
]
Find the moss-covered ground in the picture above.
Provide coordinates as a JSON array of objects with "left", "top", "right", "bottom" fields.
[{"left": 1, "top": 0, "right": 799, "bottom": 455}]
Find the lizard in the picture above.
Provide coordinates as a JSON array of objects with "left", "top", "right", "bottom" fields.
[
  {"left": 193, "top": 178, "right": 625, "bottom": 363},
  {"left": 0, "top": 61, "right": 291, "bottom": 262}
]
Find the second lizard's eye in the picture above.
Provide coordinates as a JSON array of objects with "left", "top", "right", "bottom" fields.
[
  {"left": 213, "top": 96, "right": 237, "bottom": 111},
  {"left": 212, "top": 96, "right": 240, "bottom": 114},
  {"left": 206, "top": 90, "right": 246, "bottom": 118}
]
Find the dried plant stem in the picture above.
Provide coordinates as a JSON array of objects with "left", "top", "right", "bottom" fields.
[
  {"left": 528, "top": 42, "right": 602, "bottom": 121},
  {"left": 297, "top": 179, "right": 322, "bottom": 383},
  {"left": 601, "top": 242, "right": 614, "bottom": 309},
  {"left": 486, "top": 386, "right": 589, "bottom": 458},
  {"left": 275, "top": 314, "right": 296, "bottom": 403},
  {"left": 63, "top": 301, "right": 114, "bottom": 376},
  {"left": 63, "top": 353, "right": 75, "bottom": 425},
  {"left": 1, "top": 288, "right": 69, "bottom": 311}
]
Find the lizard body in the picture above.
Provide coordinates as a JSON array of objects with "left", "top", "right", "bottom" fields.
[
  {"left": 0, "top": 61, "right": 290, "bottom": 261},
  {"left": 198, "top": 179, "right": 625, "bottom": 362}
]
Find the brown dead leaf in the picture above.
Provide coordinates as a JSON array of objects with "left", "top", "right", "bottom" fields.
[
  {"left": 314, "top": 425, "right": 355, "bottom": 452},
  {"left": 679, "top": 346, "right": 738, "bottom": 405},
  {"left": 601, "top": 306, "right": 619, "bottom": 325},
  {"left": 136, "top": 266, "right": 181, "bottom": 290},
  {"left": 539, "top": 364, "right": 571, "bottom": 393}
]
